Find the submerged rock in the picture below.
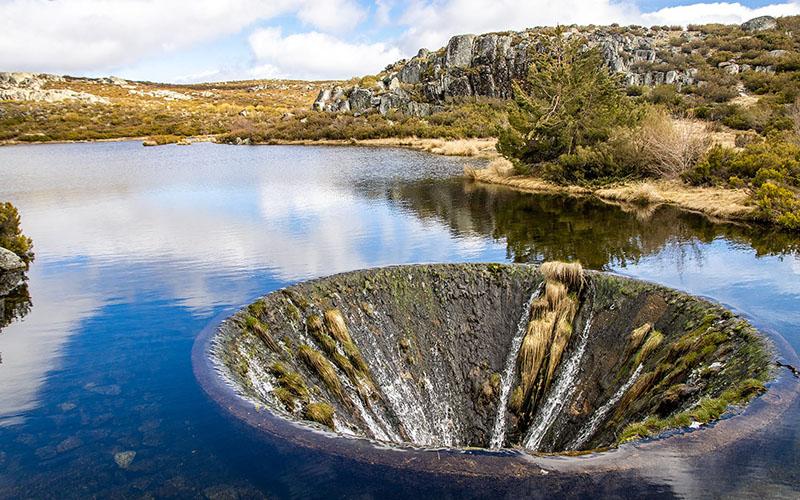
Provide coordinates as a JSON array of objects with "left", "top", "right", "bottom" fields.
[
  {"left": 211, "top": 263, "right": 772, "bottom": 453},
  {"left": 114, "top": 450, "right": 136, "bottom": 469}
]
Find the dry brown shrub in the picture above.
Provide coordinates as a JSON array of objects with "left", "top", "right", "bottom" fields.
[{"left": 639, "top": 109, "right": 711, "bottom": 179}]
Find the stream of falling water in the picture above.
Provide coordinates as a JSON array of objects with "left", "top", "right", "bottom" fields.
[
  {"left": 523, "top": 304, "right": 595, "bottom": 450},
  {"left": 568, "top": 363, "right": 645, "bottom": 450},
  {"left": 488, "top": 284, "right": 543, "bottom": 449}
]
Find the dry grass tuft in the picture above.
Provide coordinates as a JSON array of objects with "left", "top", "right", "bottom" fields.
[
  {"left": 324, "top": 309, "right": 352, "bottom": 345},
  {"left": 304, "top": 402, "right": 335, "bottom": 429},
  {"left": 635, "top": 330, "right": 664, "bottom": 366},
  {"left": 299, "top": 344, "right": 346, "bottom": 402},
  {"left": 544, "top": 281, "right": 568, "bottom": 308},
  {"left": 516, "top": 260, "right": 585, "bottom": 412},
  {"left": 486, "top": 157, "right": 515, "bottom": 177},
  {"left": 427, "top": 139, "right": 481, "bottom": 156},
  {"left": 545, "top": 302, "right": 577, "bottom": 387},
  {"left": 540, "top": 261, "right": 584, "bottom": 291},
  {"left": 627, "top": 323, "right": 652, "bottom": 357},
  {"left": 243, "top": 314, "right": 279, "bottom": 352},
  {"left": 519, "top": 311, "right": 558, "bottom": 397},
  {"left": 323, "top": 309, "right": 370, "bottom": 375},
  {"left": 463, "top": 165, "right": 479, "bottom": 180}
]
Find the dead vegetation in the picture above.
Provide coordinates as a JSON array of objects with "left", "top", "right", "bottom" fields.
[{"left": 515, "top": 261, "right": 584, "bottom": 416}]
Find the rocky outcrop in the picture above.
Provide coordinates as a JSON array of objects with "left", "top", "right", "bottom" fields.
[
  {"left": 0, "top": 72, "right": 110, "bottom": 104},
  {"left": 312, "top": 16, "right": 782, "bottom": 117},
  {"left": 0, "top": 247, "right": 25, "bottom": 297},
  {"left": 211, "top": 263, "right": 772, "bottom": 452},
  {"left": 742, "top": 16, "right": 777, "bottom": 32}
]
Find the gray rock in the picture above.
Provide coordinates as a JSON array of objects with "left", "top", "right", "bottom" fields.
[
  {"left": 0, "top": 247, "right": 24, "bottom": 272},
  {"left": 741, "top": 16, "right": 777, "bottom": 32},
  {"left": 446, "top": 34, "right": 476, "bottom": 68},
  {"left": 56, "top": 436, "right": 82, "bottom": 453},
  {"left": 348, "top": 88, "right": 373, "bottom": 113},
  {"left": 114, "top": 450, "right": 136, "bottom": 469}
]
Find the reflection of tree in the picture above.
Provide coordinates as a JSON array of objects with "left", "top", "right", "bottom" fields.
[
  {"left": 383, "top": 178, "right": 800, "bottom": 269},
  {"left": 0, "top": 281, "right": 31, "bottom": 332}
]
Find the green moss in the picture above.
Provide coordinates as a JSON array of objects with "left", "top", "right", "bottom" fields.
[
  {"left": 243, "top": 314, "right": 279, "bottom": 351},
  {"left": 248, "top": 299, "right": 266, "bottom": 318},
  {"left": 618, "top": 377, "right": 768, "bottom": 445},
  {"left": 304, "top": 402, "right": 335, "bottom": 429},
  {"left": 274, "top": 387, "right": 298, "bottom": 411},
  {"left": 268, "top": 362, "right": 309, "bottom": 412}
]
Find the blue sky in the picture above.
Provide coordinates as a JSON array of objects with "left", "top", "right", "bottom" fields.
[{"left": 1, "top": 0, "right": 798, "bottom": 82}]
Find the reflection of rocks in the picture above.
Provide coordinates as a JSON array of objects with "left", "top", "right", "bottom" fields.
[{"left": 0, "top": 281, "right": 31, "bottom": 332}]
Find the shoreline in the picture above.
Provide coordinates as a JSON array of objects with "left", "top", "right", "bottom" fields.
[
  {"left": 468, "top": 168, "right": 758, "bottom": 224},
  {"left": 1, "top": 134, "right": 763, "bottom": 226}
]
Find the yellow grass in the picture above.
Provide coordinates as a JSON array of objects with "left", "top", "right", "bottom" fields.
[
  {"left": 298, "top": 344, "right": 346, "bottom": 403},
  {"left": 635, "top": 330, "right": 665, "bottom": 366},
  {"left": 517, "top": 261, "right": 584, "bottom": 408},
  {"left": 540, "top": 261, "right": 584, "bottom": 291},
  {"left": 304, "top": 402, "right": 335, "bottom": 429},
  {"left": 470, "top": 169, "right": 756, "bottom": 222},
  {"left": 627, "top": 323, "right": 653, "bottom": 356}
]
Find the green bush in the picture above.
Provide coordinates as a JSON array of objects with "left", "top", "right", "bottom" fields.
[
  {"left": 0, "top": 202, "right": 34, "bottom": 265},
  {"left": 684, "top": 138, "right": 800, "bottom": 229},
  {"left": 497, "top": 29, "right": 639, "bottom": 179}
]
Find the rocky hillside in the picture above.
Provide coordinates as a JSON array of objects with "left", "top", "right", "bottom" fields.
[
  {"left": 0, "top": 72, "right": 328, "bottom": 143},
  {"left": 313, "top": 15, "right": 793, "bottom": 117}
]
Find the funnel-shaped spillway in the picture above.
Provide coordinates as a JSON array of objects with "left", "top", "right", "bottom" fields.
[{"left": 210, "top": 263, "right": 771, "bottom": 453}]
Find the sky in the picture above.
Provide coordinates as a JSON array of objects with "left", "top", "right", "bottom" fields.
[{"left": 0, "top": 0, "right": 799, "bottom": 83}]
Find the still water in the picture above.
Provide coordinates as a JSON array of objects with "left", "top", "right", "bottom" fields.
[{"left": 0, "top": 141, "right": 797, "bottom": 498}]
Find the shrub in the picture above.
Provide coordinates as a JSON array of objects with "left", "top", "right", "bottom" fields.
[
  {"left": 684, "top": 138, "right": 800, "bottom": 229},
  {"left": 637, "top": 109, "right": 710, "bottom": 178},
  {"left": 0, "top": 202, "right": 34, "bottom": 265},
  {"left": 497, "top": 29, "right": 639, "bottom": 177}
]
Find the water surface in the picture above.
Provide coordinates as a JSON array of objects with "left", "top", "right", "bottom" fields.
[{"left": 0, "top": 142, "right": 798, "bottom": 498}]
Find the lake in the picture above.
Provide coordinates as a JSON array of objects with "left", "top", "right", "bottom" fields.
[{"left": 0, "top": 141, "right": 798, "bottom": 498}]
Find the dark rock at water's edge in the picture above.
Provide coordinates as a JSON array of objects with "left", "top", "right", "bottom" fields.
[
  {"left": 0, "top": 247, "right": 31, "bottom": 330},
  {"left": 209, "top": 263, "right": 774, "bottom": 454},
  {"left": 0, "top": 247, "right": 25, "bottom": 296},
  {"left": 312, "top": 17, "right": 779, "bottom": 117}
]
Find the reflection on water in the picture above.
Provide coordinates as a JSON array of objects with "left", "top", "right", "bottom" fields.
[
  {"left": 0, "top": 142, "right": 798, "bottom": 498},
  {"left": 0, "top": 283, "right": 30, "bottom": 331}
]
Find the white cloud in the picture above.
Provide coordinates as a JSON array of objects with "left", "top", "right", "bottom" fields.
[
  {"left": 297, "top": 0, "right": 367, "bottom": 33},
  {"left": 248, "top": 27, "right": 403, "bottom": 80},
  {"left": 0, "top": 0, "right": 368, "bottom": 74},
  {"left": 641, "top": 1, "right": 800, "bottom": 26},
  {"left": 2, "top": 0, "right": 800, "bottom": 81},
  {"left": 395, "top": 1, "right": 800, "bottom": 53}
]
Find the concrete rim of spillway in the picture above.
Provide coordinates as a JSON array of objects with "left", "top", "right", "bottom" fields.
[{"left": 192, "top": 264, "right": 800, "bottom": 478}]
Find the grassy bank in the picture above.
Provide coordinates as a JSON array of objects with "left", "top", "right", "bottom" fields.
[{"left": 466, "top": 161, "right": 757, "bottom": 223}]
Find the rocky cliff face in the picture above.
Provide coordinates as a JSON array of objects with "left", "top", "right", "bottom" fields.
[{"left": 313, "top": 17, "right": 780, "bottom": 117}]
